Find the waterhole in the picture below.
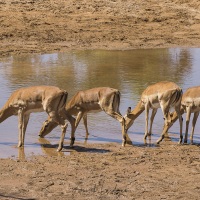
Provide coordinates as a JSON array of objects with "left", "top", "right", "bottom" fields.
[{"left": 0, "top": 48, "right": 199, "bottom": 158}]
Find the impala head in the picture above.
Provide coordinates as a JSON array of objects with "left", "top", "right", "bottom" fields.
[
  {"left": 124, "top": 107, "right": 134, "bottom": 132},
  {"left": 163, "top": 112, "right": 174, "bottom": 126},
  {"left": 39, "top": 119, "right": 58, "bottom": 138}
]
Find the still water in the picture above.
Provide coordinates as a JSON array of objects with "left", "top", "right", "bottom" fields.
[{"left": 0, "top": 48, "right": 200, "bottom": 158}]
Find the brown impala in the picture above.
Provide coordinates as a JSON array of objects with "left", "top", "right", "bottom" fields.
[
  {"left": 163, "top": 86, "right": 200, "bottom": 144},
  {"left": 124, "top": 81, "right": 183, "bottom": 144},
  {"left": 0, "top": 86, "right": 68, "bottom": 151},
  {"left": 39, "top": 87, "right": 129, "bottom": 151}
]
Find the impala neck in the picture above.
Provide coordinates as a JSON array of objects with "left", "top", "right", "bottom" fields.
[
  {"left": 125, "top": 100, "right": 145, "bottom": 131},
  {"left": 163, "top": 106, "right": 185, "bottom": 133},
  {"left": 0, "top": 106, "right": 14, "bottom": 123}
]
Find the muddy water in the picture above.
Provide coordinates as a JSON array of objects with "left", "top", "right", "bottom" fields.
[{"left": 0, "top": 48, "right": 199, "bottom": 158}]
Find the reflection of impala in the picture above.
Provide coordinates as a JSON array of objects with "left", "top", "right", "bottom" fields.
[
  {"left": 39, "top": 87, "right": 129, "bottom": 150},
  {"left": 0, "top": 86, "right": 68, "bottom": 151},
  {"left": 124, "top": 81, "right": 183, "bottom": 144},
  {"left": 163, "top": 86, "right": 200, "bottom": 144},
  {"left": 38, "top": 138, "right": 65, "bottom": 156}
]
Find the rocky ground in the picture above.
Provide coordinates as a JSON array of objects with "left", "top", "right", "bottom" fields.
[{"left": 0, "top": 0, "right": 200, "bottom": 199}]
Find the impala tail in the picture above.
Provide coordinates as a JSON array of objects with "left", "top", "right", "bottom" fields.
[
  {"left": 113, "top": 90, "right": 121, "bottom": 113},
  {"left": 58, "top": 90, "right": 68, "bottom": 113},
  {"left": 170, "top": 88, "right": 182, "bottom": 106}
]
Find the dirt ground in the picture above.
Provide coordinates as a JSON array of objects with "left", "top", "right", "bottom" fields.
[
  {"left": 1, "top": 0, "right": 200, "bottom": 199},
  {"left": 0, "top": 0, "right": 200, "bottom": 57}
]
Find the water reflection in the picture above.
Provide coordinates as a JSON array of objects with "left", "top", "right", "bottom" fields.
[
  {"left": 17, "top": 138, "right": 69, "bottom": 160},
  {"left": 1, "top": 48, "right": 193, "bottom": 99},
  {"left": 0, "top": 48, "right": 199, "bottom": 158}
]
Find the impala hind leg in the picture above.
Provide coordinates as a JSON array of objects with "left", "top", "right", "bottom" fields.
[
  {"left": 190, "top": 112, "right": 199, "bottom": 144},
  {"left": 47, "top": 109, "right": 69, "bottom": 151},
  {"left": 144, "top": 103, "right": 150, "bottom": 143},
  {"left": 184, "top": 106, "right": 191, "bottom": 144},
  {"left": 175, "top": 105, "right": 183, "bottom": 144},
  {"left": 156, "top": 101, "right": 171, "bottom": 144},
  {"left": 17, "top": 109, "right": 29, "bottom": 147},
  {"left": 83, "top": 114, "right": 89, "bottom": 139},
  {"left": 149, "top": 109, "right": 157, "bottom": 136},
  {"left": 18, "top": 109, "right": 23, "bottom": 147},
  {"left": 70, "top": 111, "right": 84, "bottom": 147}
]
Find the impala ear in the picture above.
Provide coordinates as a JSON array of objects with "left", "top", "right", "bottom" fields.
[{"left": 126, "top": 107, "right": 131, "bottom": 114}]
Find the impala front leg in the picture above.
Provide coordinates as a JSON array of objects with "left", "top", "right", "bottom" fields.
[
  {"left": 121, "top": 117, "right": 126, "bottom": 147},
  {"left": 156, "top": 124, "right": 167, "bottom": 144},
  {"left": 184, "top": 106, "right": 191, "bottom": 144},
  {"left": 22, "top": 113, "right": 30, "bottom": 146},
  {"left": 144, "top": 103, "right": 150, "bottom": 144},
  {"left": 17, "top": 108, "right": 24, "bottom": 147},
  {"left": 57, "top": 122, "right": 68, "bottom": 152}
]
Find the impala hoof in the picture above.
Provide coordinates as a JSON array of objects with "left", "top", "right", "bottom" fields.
[
  {"left": 122, "top": 140, "right": 126, "bottom": 147},
  {"left": 156, "top": 140, "right": 161, "bottom": 145},
  {"left": 70, "top": 137, "right": 75, "bottom": 147},
  {"left": 18, "top": 143, "right": 23, "bottom": 148},
  {"left": 57, "top": 146, "right": 62, "bottom": 152}
]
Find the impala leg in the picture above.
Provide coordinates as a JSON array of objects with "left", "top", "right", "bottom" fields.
[
  {"left": 175, "top": 105, "right": 183, "bottom": 144},
  {"left": 104, "top": 108, "right": 129, "bottom": 146},
  {"left": 57, "top": 122, "right": 68, "bottom": 152},
  {"left": 48, "top": 109, "right": 68, "bottom": 151},
  {"left": 17, "top": 109, "right": 24, "bottom": 147},
  {"left": 70, "top": 111, "right": 84, "bottom": 147},
  {"left": 184, "top": 106, "right": 191, "bottom": 144},
  {"left": 190, "top": 112, "right": 199, "bottom": 144},
  {"left": 162, "top": 107, "right": 185, "bottom": 138},
  {"left": 21, "top": 114, "right": 30, "bottom": 146},
  {"left": 149, "top": 108, "right": 157, "bottom": 136},
  {"left": 121, "top": 117, "right": 127, "bottom": 147},
  {"left": 83, "top": 114, "right": 89, "bottom": 139},
  {"left": 157, "top": 125, "right": 167, "bottom": 144},
  {"left": 144, "top": 103, "right": 150, "bottom": 143},
  {"left": 156, "top": 102, "right": 170, "bottom": 144}
]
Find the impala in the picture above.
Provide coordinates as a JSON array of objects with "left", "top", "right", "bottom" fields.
[
  {"left": 0, "top": 86, "right": 68, "bottom": 151},
  {"left": 39, "top": 87, "right": 128, "bottom": 151},
  {"left": 124, "top": 81, "right": 183, "bottom": 144},
  {"left": 163, "top": 86, "right": 200, "bottom": 144}
]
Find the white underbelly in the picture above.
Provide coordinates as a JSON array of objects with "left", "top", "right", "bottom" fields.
[
  {"left": 25, "top": 107, "right": 44, "bottom": 115},
  {"left": 88, "top": 108, "right": 102, "bottom": 113},
  {"left": 151, "top": 102, "right": 160, "bottom": 109}
]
